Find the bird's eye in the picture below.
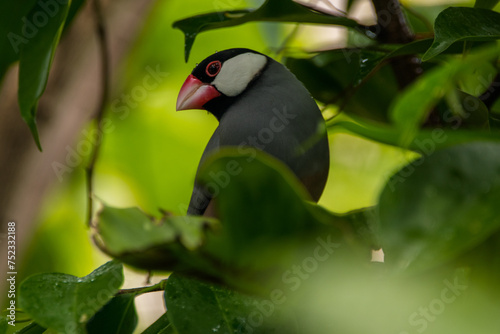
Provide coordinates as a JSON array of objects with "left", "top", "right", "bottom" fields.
[{"left": 206, "top": 61, "right": 221, "bottom": 77}]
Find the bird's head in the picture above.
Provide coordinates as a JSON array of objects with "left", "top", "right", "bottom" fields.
[{"left": 176, "top": 48, "right": 268, "bottom": 118}]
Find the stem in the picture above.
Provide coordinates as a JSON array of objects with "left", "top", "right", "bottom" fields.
[
  {"left": 400, "top": 3, "right": 433, "bottom": 34},
  {"left": 86, "top": 0, "right": 110, "bottom": 228},
  {"left": 117, "top": 279, "right": 168, "bottom": 296}
]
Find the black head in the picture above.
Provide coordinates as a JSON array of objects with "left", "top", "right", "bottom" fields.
[{"left": 176, "top": 48, "right": 269, "bottom": 120}]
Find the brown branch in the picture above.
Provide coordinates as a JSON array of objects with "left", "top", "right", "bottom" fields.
[
  {"left": 86, "top": 0, "right": 110, "bottom": 228},
  {"left": 0, "top": 0, "right": 156, "bottom": 307},
  {"left": 370, "top": 0, "right": 422, "bottom": 88},
  {"left": 371, "top": 0, "right": 414, "bottom": 44}
]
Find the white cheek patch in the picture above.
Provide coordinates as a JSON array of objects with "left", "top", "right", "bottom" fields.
[{"left": 212, "top": 52, "right": 267, "bottom": 97}]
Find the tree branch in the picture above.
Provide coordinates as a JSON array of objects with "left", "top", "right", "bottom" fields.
[
  {"left": 370, "top": 0, "right": 422, "bottom": 88},
  {"left": 86, "top": 0, "right": 110, "bottom": 228},
  {"left": 371, "top": 0, "right": 414, "bottom": 43}
]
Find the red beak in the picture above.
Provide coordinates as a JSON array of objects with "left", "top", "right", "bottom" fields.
[{"left": 176, "top": 74, "right": 221, "bottom": 111}]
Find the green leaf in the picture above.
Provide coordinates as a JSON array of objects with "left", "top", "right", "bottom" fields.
[
  {"left": 18, "top": 260, "right": 124, "bottom": 334},
  {"left": 173, "top": 0, "right": 360, "bottom": 61},
  {"left": 194, "top": 150, "right": 354, "bottom": 267},
  {"left": 474, "top": 0, "right": 500, "bottom": 9},
  {"left": 86, "top": 294, "right": 138, "bottom": 334},
  {"left": 378, "top": 142, "right": 500, "bottom": 272},
  {"left": 345, "top": 39, "right": 467, "bottom": 87},
  {"left": 141, "top": 313, "right": 177, "bottom": 334},
  {"left": 390, "top": 44, "right": 499, "bottom": 146},
  {"left": 18, "top": 0, "right": 71, "bottom": 150},
  {"left": 288, "top": 41, "right": 460, "bottom": 108},
  {"left": 423, "top": 7, "right": 500, "bottom": 61},
  {"left": 444, "top": 90, "right": 490, "bottom": 130},
  {"left": 333, "top": 117, "right": 500, "bottom": 153},
  {"left": 0, "top": 0, "right": 37, "bottom": 82},
  {"left": 352, "top": 39, "right": 431, "bottom": 84},
  {"left": 93, "top": 206, "right": 221, "bottom": 272},
  {"left": 13, "top": 322, "right": 46, "bottom": 334},
  {"left": 0, "top": 316, "right": 6, "bottom": 334},
  {"left": 0, "top": 0, "right": 85, "bottom": 83},
  {"left": 285, "top": 49, "right": 400, "bottom": 122},
  {"left": 94, "top": 151, "right": 370, "bottom": 291},
  {"left": 164, "top": 273, "right": 297, "bottom": 334},
  {"left": 96, "top": 206, "right": 175, "bottom": 254}
]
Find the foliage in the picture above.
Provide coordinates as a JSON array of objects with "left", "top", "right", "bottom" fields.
[{"left": 2, "top": 0, "right": 500, "bottom": 333}]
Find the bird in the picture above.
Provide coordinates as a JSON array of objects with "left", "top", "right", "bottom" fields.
[{"left": 176, "top": 48, "right": 330, "bottom": 216}]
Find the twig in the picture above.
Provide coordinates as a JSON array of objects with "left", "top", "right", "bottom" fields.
[
  {"left": 116, "top": 279, "right": 168, "bottom": 296},
  {"left": 273, "top": 24, "right": 301, "bottom": 59},
  {"left": 400, "top": 3, "right": 433, "bottom": 34},
  {"left": 86, "top": 0, "right": 110, "bottom": 228}
]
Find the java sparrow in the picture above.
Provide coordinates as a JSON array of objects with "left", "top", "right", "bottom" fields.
[{"left": 176, "top": 48, "right": 329, "bottom": 215}]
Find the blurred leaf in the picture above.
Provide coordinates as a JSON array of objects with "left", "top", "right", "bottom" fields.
[
  {"left": 0, "top": 0, "right": 86, "bottom": 82},
  {"left": 391, "top": 45, "right": 499, "bottom": 146},
  {"left": 194, "top": 150, "right": 355, "bottom": 267},
  {"left": 285, "top": 50, "right": 399, "bottom": 122},
  {"left": 0, "top": 0, "right": 37, "bottom": 82},
  {"left": 18, "top": 0, "right": 71, "bottom": 150},
  {"left": 164, "top": 273, "right": 297, "bottom": 334},
  {"left": 93, "top": 206, "right": 221, "bottom": 273},
  {"left": 95, "top": 151, "right": 370, "bottom": 290},
  {"left": 474, "top": 0, "right": 500, "bottom": 9},
  {"left": 173, "top": 0, "right": 360, "bottom": 61},
  {"left": 141, "top": 312, "right": 176, "bottom": 334},
  {"left": 285, "top": 53, "right": 347, "bottom": 103},
  {"left": 352, "top": 39, "right": 470, "bottom": 86},
  {"left": 458, "top": 229, "right": 500, "bottom": 294},
  {"left": 13, "top": 322, "right": 46, "bottom": 334},
  {"left": 355, "top": 50, "right": 386, "bottom": 85},
  {"left": 331, "top": 115, "right": 500, "bottom": 152},
  {"left": 197, "top": 150, "right": 322, "bottom": 245},
  {"left": 86, "top": 294, "right": 138, "bottom": 334},
  {"left": 458, "top": 60, "right": 497, "bottom": 96},
  {"left": 443, "top": 90, "right": 490, "bottom": 130},
  {"left": 19, "top": 260, "right": 123, "bottom": 334},
  {"left": 378, "top": 142, "right": 500, "bottom": 272},
  {"left": 353, "top": 39, "right": 430, "bottom": 84},
  {"left": 423, "top": 7, "right": 500, "bottom": 60},
  {"left": 0, "top": 316, "right": 6, "bottom": 334}
]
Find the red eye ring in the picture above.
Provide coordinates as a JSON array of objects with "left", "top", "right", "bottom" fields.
[{"left": 206, "top": 60, "right": 221, "bottom": 77}]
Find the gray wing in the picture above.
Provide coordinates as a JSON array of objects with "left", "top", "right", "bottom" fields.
[{"left": 187, "top": 127, "right": 220, "bottom": 215}]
